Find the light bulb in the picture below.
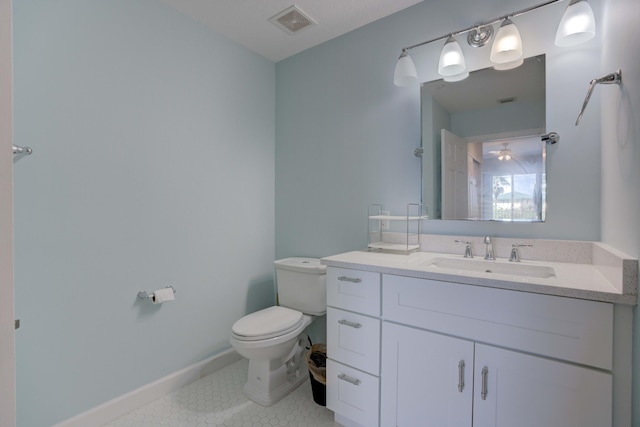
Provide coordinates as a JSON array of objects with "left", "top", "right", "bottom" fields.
[
  {"left": 438, "top": 36, "right": 466, "bottom": 77},
  {"left": 555, "top": 0, "right": 596, "bottom": 46},
  {"left": 490, "top": 18, "right": 523, "bottom": 64}
]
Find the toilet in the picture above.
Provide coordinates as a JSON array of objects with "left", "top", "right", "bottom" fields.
[{"left": 229, "top": 257, "right": 327, "bottom": 406}]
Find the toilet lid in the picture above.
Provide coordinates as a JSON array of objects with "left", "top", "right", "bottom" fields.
[{"left": 232, "top": 306, "right": 303, "bottom": 339}]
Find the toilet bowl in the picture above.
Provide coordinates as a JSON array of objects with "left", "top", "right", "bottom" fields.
[
  {"left": 230, "top": 306, "right": 314, "bottom": 406},
  {"left": 229, "top": 258, "right": 327, "bottom": 406}
]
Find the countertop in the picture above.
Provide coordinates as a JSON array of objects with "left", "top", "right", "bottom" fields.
[{"left": 321, "top": 247, "right": 638, "bottom": 305}]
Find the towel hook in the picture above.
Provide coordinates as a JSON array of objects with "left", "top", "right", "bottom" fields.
[
  {"left": 13, "top": 145, "right": 33, "bottom": 156},
  {"left": 575, "top": 69, "right": 622, "bottom": 126}
]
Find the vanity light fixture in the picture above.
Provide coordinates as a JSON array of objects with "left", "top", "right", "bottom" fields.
[
  {"left": 438, "top": 36, "right": 466, "bottom": 77},
  {"left": 555, "top": 0, "right": 596, "bottom": 46},
  {"left": 467, "top": 25, "right": 494, "bottom": 48},
  {"left": 393, "top": 0, "right": 597, "bottom": 87},
  {"left": 490, "top": 18, "right": 523, "bottom": 64}
]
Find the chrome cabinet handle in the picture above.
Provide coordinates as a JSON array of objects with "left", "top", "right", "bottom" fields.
[
  {"left": 338, "top": 373, "right": 361, "bottom": 386},
  {"left": 337, "top": 276, "right": 362, "bottom": 283},
  {"left": 481, "top": 367, "right": 488, "bottom": 400},
  {"left": 338, "top": 319, "right": 362, "bottom": 329},
  {"left": 458, "top": 360, "right": 465, "bottom": 392}
]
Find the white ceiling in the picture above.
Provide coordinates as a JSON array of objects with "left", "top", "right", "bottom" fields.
[{"left": 158, "top": 0, "right": 424, "bottom": 62}]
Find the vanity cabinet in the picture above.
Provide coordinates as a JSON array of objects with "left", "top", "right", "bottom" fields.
[
  {"left": 382, "top": 323, "right": 612, "bottom": 427},
  {"left": 326, "top": 265, "right": 615, "bottom": 427},
  {"left": 381, "top": 274, "right": 613, "bottom": 427}
]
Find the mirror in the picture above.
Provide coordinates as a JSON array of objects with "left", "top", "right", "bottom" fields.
[{"left": 421, "top": 55, "right": 546, "bottom": 221}]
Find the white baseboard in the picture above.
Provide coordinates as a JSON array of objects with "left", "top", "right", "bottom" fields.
[{"left": 53, "top": 348, "right": 241, "bottom": 427}]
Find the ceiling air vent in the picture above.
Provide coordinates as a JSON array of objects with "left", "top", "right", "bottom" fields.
[{"left": 270, "top": 6, "right": 316, "bottom": 35}]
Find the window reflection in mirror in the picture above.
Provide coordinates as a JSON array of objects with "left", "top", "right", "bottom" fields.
[
  {"left": 480, "top": 136, "right": 546, "bottom": 221},
  {"left": 421, "top": 55, "right": 546, "bottom": 222}
]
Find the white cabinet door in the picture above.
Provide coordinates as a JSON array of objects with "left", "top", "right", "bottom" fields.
[
  {"left": 473, "top": 344, "right": 612, "bottom": 427},
  {"left": 381, "top": 322, "right": 474, "bottom": 427}
]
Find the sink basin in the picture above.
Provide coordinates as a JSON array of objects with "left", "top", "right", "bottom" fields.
[{"left": 424, "top": 257, "right": 556, "bottom": 279}]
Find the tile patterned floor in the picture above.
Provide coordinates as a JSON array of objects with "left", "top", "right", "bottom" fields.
[{"left": 103, "top": 358, "right": 338, "bottom": 427}]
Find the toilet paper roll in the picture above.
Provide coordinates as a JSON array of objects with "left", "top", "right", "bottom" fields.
[{"left": 152, "top": 287, "right": 175, "bottom": 304}]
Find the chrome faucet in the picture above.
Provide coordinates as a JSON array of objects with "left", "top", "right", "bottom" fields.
[
  {"left": 483, "top": 236, "right": 495, "bottom": 260},
  {"left": 509, "top": 243, "right": 533, "bottom": 262},
  {"left": 454, "top": 240, "right": 473, "bottom": 258}
]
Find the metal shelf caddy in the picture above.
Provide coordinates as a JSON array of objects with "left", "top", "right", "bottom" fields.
[{"left": 367, "top": 203, "right": 426, "bottom": 254}]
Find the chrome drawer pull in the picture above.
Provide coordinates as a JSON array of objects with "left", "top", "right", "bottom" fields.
[
  {"left": 338, "top": 373, "right": 361, "bottom": 386},
  {"left": 458, "top": 360, "right": 465, "bottom": 392},
  {"left": 338, "top": 319, "right": 362, "bottom": 329},
  {"left": 337, "top": 276, "right": 362, "bottom": 283},
  {"left": 481, "top": 367, "right": 488, "bottom": 400}
]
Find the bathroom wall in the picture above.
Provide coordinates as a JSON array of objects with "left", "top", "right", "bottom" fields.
[
  {"left": 275, "top": 0, "right": 602, "bottom": 264},
  {"left": 12, "top": 1, "right": 275, "bottom": 426},
  {"left": 598, "top": 0, "right": 640, "bottom": 422}
]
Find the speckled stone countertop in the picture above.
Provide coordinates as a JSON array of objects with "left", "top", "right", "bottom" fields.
[{"left": 321, "top": 237, "right": 638, "bottom": 305}]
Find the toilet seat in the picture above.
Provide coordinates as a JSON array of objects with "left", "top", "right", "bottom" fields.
[{"left": 231, "top": 306, "right": 304, "bottom": 341}]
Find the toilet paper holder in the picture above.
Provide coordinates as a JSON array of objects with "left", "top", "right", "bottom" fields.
[{"left": 137, "top": 286, "right": 176, "bottom": 302}]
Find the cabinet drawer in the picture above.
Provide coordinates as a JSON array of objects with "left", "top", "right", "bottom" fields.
[
  {"left": 383, "top": 274, "right": 614, "bottom": 370},
  {"left": 327, "top": 267, "right": 380, "bottom": 316},
  {"left": 327, "top": 307, "right": 381, "bottom": 375},
  {"left": 327, "top": 359, "right": 379, "bottom": 427}
]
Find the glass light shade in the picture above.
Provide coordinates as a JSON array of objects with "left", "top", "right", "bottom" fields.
[
  {"left": 490, "top": 19, "right": 523, "bottom": 64},
  {"left": 555, "top": 0, "right": 596, "bottom": 46},
  {"left": 443, "top": 72, "right": 469, "bottom": 82},
  {"left": 438, "top": 37, "right": 466, "bottom": 77},
  {"left": 493, "top": 58, "right": 524, "bottom": 71},
  {"left": 394, "top": 50, "right": 418, "bottom": 87}
]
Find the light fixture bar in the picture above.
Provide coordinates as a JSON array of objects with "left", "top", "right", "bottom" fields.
[{"left": 400, "top": 0, "right": 561, "bottom": 53}]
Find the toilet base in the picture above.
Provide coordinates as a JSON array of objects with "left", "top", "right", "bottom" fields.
[
  {"left": 241, "top": 334, "right": 309, "bottom": 406},
  {"left": 242, "top": 366, "right": 308, "bottom": 406}
]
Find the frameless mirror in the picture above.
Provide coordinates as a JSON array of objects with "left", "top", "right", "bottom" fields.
[{"left": 421, "top": 55, "right": 546, "bottom": 221}]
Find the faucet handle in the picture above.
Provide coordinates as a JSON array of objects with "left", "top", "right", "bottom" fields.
[
  {"left": 512, "top": 243, "right": 534, "bottom": 248},
  {"left": 454, "top": 240, "right": 473, "bottom": 258},
  {"left": 509, "top": 243, "right": 533, "bottom": 262}
]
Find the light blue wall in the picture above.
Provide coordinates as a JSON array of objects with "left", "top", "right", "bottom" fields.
[
  {"left": 598, "top": 0, "right": 640, "bottom": 423},
  {"left": 13, "top": 1, "right": 275, "bottom": 426},
  {"left": 275, "top": 2, "right": 439, "bottom": 259},
  {"left": 276, "top": 0, "right": 602, "bottom": 258}
]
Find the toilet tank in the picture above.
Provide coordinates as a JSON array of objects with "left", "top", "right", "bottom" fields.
[{"left": 274, "top": 257, "right": 327, "bottom": 316}]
